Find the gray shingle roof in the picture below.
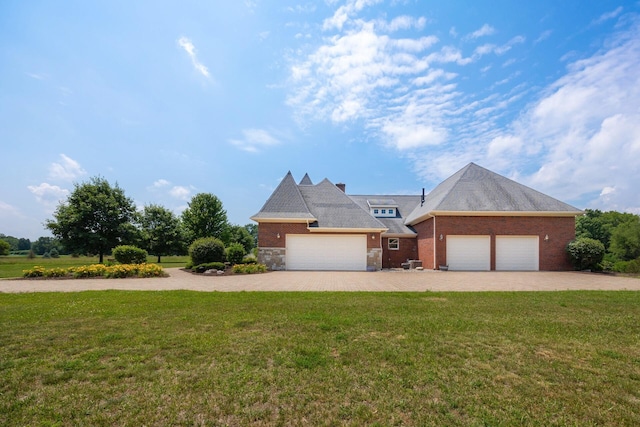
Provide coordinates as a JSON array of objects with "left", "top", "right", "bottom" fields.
[
  {"left": 405, "top": 163, "right": 582, "bottom": 225},
  {"left": 350, "top": 195, "right": 420, "bottom": 236},
  {"left": 299, "top": 173, "right": 313, "bottom": 185},
  {"left": 250, "top": 172, "right": 316, "bottom": 221},
  {"left": 299, "top": 179, "right": 387, "bottom": 230}
]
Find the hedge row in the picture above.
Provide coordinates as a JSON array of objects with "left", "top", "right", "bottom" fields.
[{"left": 23, "top": 263, "right": 165, "bottom": 279}]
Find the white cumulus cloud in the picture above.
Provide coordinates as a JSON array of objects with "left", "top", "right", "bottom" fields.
[
  {"left": 177, "top": 37, "right": 211, "bottom": 79},
  {"left": 229, "top": 129, "right": 281, "bottom": 153},
  {"left": 48, "top": 154, "right": 86, "bottom": 181}
]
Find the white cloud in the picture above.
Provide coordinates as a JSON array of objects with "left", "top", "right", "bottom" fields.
[
  {"left": 322, "top": 0, "right": 382, "bottom": 31},
  {"left": 27, "top": 183, "right": 69, "bottom": 210},
  {"left": 534, "top": 30, "right": 552, "bottom": 44},
  {"left": 592, "top": 6, "right": 623, "bottom": 25},
  {"left": 466, "top": 24, "right": 496, "bottom": 40},
  {"left": 229, "top": 128, "right": 281, "bottom": 153},
  {"left": 177, "top": 37, "right": 211, "bottom": 79},
  {"left": 481, "top": 19, "right": 640, "bottom": 212},
  {"left": 169, "top": 186, "right": 191, "bottom": 200},
  {"left": 48, "top": 154, "right": 86, "bottom": 181},
  {"left": 152, "top": 179, "right": 170, "bottom": 188}
]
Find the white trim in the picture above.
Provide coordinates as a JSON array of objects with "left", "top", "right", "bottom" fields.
[{"left": 388, "top": 237, "right": 399, "bottom": 250}]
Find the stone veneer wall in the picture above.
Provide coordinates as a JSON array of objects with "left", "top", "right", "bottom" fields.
[
  {"left": 367, "top": 248, "right": 382, "bottom": 271},
  {"left": 258, "top": 248, "right": 286, "bottom": 271}
]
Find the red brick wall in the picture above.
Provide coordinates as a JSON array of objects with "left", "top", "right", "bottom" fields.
[
  {"left": 382, "top": 237, "right": 417, "bottom": 268},
  {"left": 431, "top": 216, "right": 575, "bottom": 271},
  {"left": 414, "top": 218, "right": 435, "bottom": 269},
  {"left": 257, "top": 223, "right": 382, "bottom": 249}
]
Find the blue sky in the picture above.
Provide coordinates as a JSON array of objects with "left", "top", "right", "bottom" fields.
[{"left": 1, "top": 1, "right": 639, "bottom": 240}]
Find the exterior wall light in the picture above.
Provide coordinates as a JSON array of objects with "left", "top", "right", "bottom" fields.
[
  {"left": 439, "top": 234, "right": 443, "bottom": 241},
  {"left": 544, "top": 235, "right": 549, "bottom": 241},
  {"left": 371, "top": 235, "right": 375, "bottom": 239},
  {"left": 277, "top": 233, "right": 280, "bottom": 239}
]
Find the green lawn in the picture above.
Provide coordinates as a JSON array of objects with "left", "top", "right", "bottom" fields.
[
  {"left": 1, "top": 291, "right": 639, "bottom": 426},
  {"left": 0, "top": 255, "right": 189, "bottom": 278}
]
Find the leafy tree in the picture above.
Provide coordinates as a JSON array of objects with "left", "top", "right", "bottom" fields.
[
  {"left": 228, "top": 224, "right": 254, "bottom": 253},
  {"left": 244, "top": 223, "right": 258, "bottom": 248},
  {"left": 17, "top": 238, "right": 31, "bottom": 251},
  {"left": 46, "top": 176, "right": 137, "bottom": 263},
  {"left": 0, "top": 234, "right": 19, "bottom": 251},
  {"left": 566, "top": 237, "right": 605, "bottom": 270},
  {"left": 139, "top": 204, "right": 186, "bottom": 263},
  {"left": 609, "top": 217, "right": 640, "bottom": 261},
  {"left": 181, "top": 193, "right": 229, "bottom": 243},
  {"left": 576, "top": 209, "right": 638, "bottom": 250},
  {"left": 32, "top": 236, "right": 64, "bottom": 256},
  {"left": 0, "top": 239, "right": 10, "bottom": 256}
]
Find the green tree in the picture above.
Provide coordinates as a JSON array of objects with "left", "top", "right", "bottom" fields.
[
  {"left": 188, "top": 237, "right": 226, "bottom": 266},
  {"left": 46, "top": 176, "right": 137, "bottom": 263},
  {"left": 181, "top": 193, "right": 229, "bottom": 243},
  {"left": 0, "top": 234, "right": 19, "bottom": 252},
  {"left": 244, "top": 223, "right": 258, "bottom": 247},
  {"left": 609, "top": 217, "right": 640, "bottom": 261},
  {"left": 576, "top": 209, "right": 638, "bottom": 251},
  {"left": 17, "top": 238, "right": 31, "bottom": 251},
  {"left": 0, "top": 239, "right": 10, "bottom": 255},
  {"left": 228, "top": 224, "right": 254, "bottom": 253},
  {"left": 139, "top": 204, "right": 186, "bottom": 263},
  {"left": 32, "top": 236, "right": 63, "bottom": 256}
]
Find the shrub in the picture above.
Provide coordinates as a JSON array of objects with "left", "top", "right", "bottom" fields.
[
  {"left": 566, "top": 237, "right": 605, "bottom": 270},
  {"left": 613, "top": 258, "right": 640, "bottom": 274},
  {"left": 232, "top": 263, "right": 267, "bottom": 274},
  {"left": 226, "top": 243, "right": 246, "bottom": 265},
  {"left": 188, "top": 237, "right": 225, "bottom": 266},
  {"left": 43, "top": 252, "right": 51, "bottom": 259},
  {"left": 194, "top": 262, "right": 225, "bottom": 273},
  {"left": 112, "top": 245, "right": 148, "bottom": 264},
  {"left": 23, "top": 266, "right": 45, "bottom": 278},
  {"left": 49, "top": 248, "right": 60, "bottom": 258},
  {"left": 242, "top": 255, "right": 257, "bottom": 264}
]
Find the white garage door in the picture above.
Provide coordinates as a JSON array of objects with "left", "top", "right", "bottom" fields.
[
  {"left": 286, "top": 234, "right": 367, "bottom": 271},
  {"left": 446, "top": 236, "right": 490, "bottom": 271},
  {"left": 496, "top": 236, "right": 539, "bottom": 271}
]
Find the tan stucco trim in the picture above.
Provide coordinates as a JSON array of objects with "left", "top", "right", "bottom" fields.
[
  {"left": 407, "top": 210, "right": 582, "bottom": 225},
  {"left": 250, "top": 217, "right": 316, "bottom": 223},
  {"left": 381, "top": 233, "right": 417, "bottom": 238},
  {"left": 307, "top": 227, "right": 388, "bottom": 233},
  {"left": 430, "top": 210, "right": 582, "bottom": 217}
]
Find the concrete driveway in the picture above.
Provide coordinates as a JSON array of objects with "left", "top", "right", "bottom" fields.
[{"left": 1, "top": 268, "right": 639, "bottom": 292}]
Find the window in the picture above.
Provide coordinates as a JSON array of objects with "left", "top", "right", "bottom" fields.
[
  {"left": 373, "top": 209, "right": 379, "bottom": 214},
  {"left": 388, "top": 238, "right": 399, "bottom": 250},
  {"left": 388, "top": 208, "right": 394, "bottom": 215},
  {"left": 381, "top": 209, "right": 386, "bottom": 214}
]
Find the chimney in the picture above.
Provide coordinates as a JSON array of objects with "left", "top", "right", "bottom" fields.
[{"left": 336, "top": 183, "right": 346, "bottom": 192}]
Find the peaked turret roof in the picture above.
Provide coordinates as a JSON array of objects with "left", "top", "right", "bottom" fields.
[
  {"left": 405, "top": 163, "right": 582, "bottom": 225},
  {"left": 250, "top": 172, "right": 315, "bottom": 221},
  {"left": 299, "top": 173, "right": 313, "bottom": 185}
]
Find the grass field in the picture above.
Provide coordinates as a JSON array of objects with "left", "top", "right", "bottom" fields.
[
  {"left": 0, "top": 255, "right": 189, "bottom": 278},
  {"left": 1, "top": 291, "right": 639, "bottom": 426}
]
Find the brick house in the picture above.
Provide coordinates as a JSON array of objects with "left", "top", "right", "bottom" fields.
[{"left": 251, "top": 163, "right": 582, "bottom": 271}]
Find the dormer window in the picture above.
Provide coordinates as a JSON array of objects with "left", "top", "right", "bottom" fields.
[{"left": 367, "top": 199, "right": 398, "bottom": 218}]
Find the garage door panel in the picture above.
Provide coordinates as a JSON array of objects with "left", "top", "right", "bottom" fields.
[
  {"left": 286, "top": 235, "right": 366, "bottom": 271},
  {"left": 446, "top": 236, "right": 490, "bottom": 271},
  {"left": 496, "top": 236, "right": 539, "bottom": 271}
]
